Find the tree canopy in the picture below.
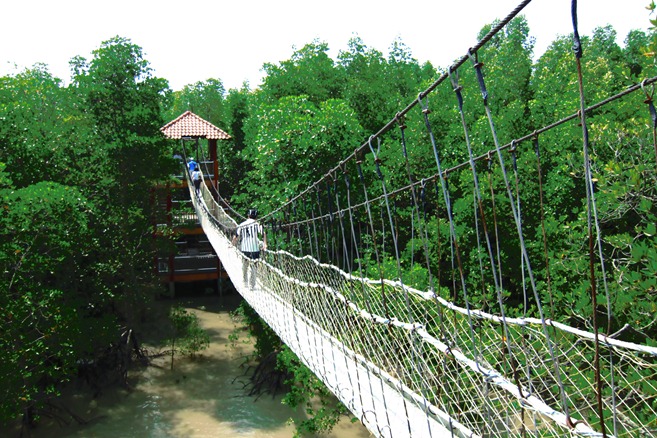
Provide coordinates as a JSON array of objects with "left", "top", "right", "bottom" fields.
[{"left": 0, "top": 36, "right": 176, "bottom": 423}]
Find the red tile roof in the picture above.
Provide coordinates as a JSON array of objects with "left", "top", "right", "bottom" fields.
[{"left": 161, "top": 111, "right": 231, "bottom": 140}]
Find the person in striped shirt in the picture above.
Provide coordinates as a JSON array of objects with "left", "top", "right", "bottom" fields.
[{"left": 232, "top": 209, "right": 267, "bottom": 289}]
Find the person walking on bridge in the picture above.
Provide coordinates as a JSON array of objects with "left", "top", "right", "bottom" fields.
[
  {"left": 191, "top": 167, "right": 202, "bottom": 195},
  {"left": 232, "top": 209, "right": 267, "bottom": 289},
  {"left": 188, "top": 157, "right": 197, "bottom": 173}
]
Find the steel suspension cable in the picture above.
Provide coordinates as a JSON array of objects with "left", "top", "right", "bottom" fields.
[
  {"left": 532, "top": 135, "right": 557, "bottom": 322},
  {"left": 451, "top": 64, "right": 527, "bottom": 416},
  {"left": 641, "top": 80, "right": 657, "bottom": 167},
  {"left": 418, "top": 94, "right": 489, "bottom": 383},
  {"left": 468, "top": 47, "right": 573, "bottom": 426},
  {"left": 397, "top": 117, "right": 447, "bottom": 328},
  {"left": 365, "top": 136, "right": 415, "bottom": 436},
  {"left": 571, "top": 0, "right": 613, "bottom": 434},
  {"left": 509, "top": 142, "right": 529, "bottom": 438}
]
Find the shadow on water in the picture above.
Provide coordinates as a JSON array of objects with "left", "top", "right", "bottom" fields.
[{"left": 3, "top": 290, "right": 373, "bottom": 438}]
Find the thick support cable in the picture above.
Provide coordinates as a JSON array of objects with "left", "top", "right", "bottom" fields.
[
  {"left": 449, "top": 69, "right": 507, "bottom": 318},
  {"left": 304, "top": 200, "right": 316, "bottom": 260},
  {"left": 509, "top": 142, "right": 529, "bottom": 438},
  {"left": 367, "top": 136, "right": 412, "bottom": 322},
  {"left": 418, "top": 93, "right": 487, "bottom": 385},
  {"left": 325, "top": 179, "right": 337, "bottom": 265},
  {"left": 315, "top": 186, "right": 329, "bottom": 263},
  {"left": 397, "top": 116, "right": 445, "bottom": 325},
  {"left": 485, "top": 156, "right": 504, "bottom": 311}
]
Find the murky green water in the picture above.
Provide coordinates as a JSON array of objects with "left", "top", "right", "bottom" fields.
[{"left": 3, "top": 295, "right": 372, "bottom": 438}]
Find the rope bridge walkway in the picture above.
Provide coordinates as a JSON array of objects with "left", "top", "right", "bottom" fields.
[{"left": 186, "top": 1, "right": 657, "bottom": 436}]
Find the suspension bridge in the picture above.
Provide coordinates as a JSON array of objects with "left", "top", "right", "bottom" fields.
[{"left": 169, "top": 1, "right": 657, "bottom": 436}]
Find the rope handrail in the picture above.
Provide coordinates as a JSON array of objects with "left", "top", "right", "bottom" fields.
[
  {"left": 189, "top": 162, "right": 656, "bottom": 437},
  {"left": 245, "top": 246, "right": 657, "bottom": 356},
  {"left": 191, "top": 173, "right": 604, "bottom": 436}
]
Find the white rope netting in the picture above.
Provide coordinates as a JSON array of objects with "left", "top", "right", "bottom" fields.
[{"left": 188, "top": 169, "right": 657, "bottom": 437}]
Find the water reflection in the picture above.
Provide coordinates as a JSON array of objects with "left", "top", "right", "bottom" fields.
[{"left": 4, "top": 294, "right": 372, "bottom": 438}]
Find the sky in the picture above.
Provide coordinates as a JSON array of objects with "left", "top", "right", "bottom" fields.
[{"left": 1, "top": 0, "right": 652, "bottom": 92}]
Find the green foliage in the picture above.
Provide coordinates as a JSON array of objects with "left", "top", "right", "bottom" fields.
[
  {"left": 65, "top": 36, "right": 177, "bottom": 310},
  {"left": 277, "top": 346, "right": 350, "bottom": 437},
  {"left": 262, "top": 40, "right": 344, "bottom": 105},
  {"left": 0, "top": 179, "right": 110, "bottom": 422},
  {"left": 166, "top": 78, "right": 228, "bottom": 128},
  {"left": 238, "top": 95, "right": 365, "bottom": 211},
  {"left": 220, "top": 87, "right": 253, "bottom": 198},
  {"left": 168, "top": 307, "right": 210, "bottom": 369},
  {"left": 0, "top": 66, "right": 76, "bottom": 188},
  {"left": 338, "top": 36, "right": 432, "bottom": 133},
  {"left": 230, "top": 301, "right": 281, "bottom": 359},
  {"left": 0, "top": 7, "right": 655, "bottom": 431}
]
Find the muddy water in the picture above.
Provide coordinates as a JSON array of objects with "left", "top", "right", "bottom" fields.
[{"left": 6, "top": 295, "right": 373, "bottom": 438}]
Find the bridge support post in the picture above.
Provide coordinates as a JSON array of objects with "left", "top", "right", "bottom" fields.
[{"left": 168, "top": 281, "right": 175, "bottom": 297}]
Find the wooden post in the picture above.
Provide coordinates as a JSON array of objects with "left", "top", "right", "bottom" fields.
[{"left": 209, "top": 139, "right": 218, "bottom": 194}]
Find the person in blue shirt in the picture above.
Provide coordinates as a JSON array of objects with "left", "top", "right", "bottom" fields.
[{"left": 188, "top": 157, "right": 197, "bottom": 173}]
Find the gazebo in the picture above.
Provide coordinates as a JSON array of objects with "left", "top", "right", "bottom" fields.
[{"left": 160, "top": 110, "right": 231, "bottom": 189}]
